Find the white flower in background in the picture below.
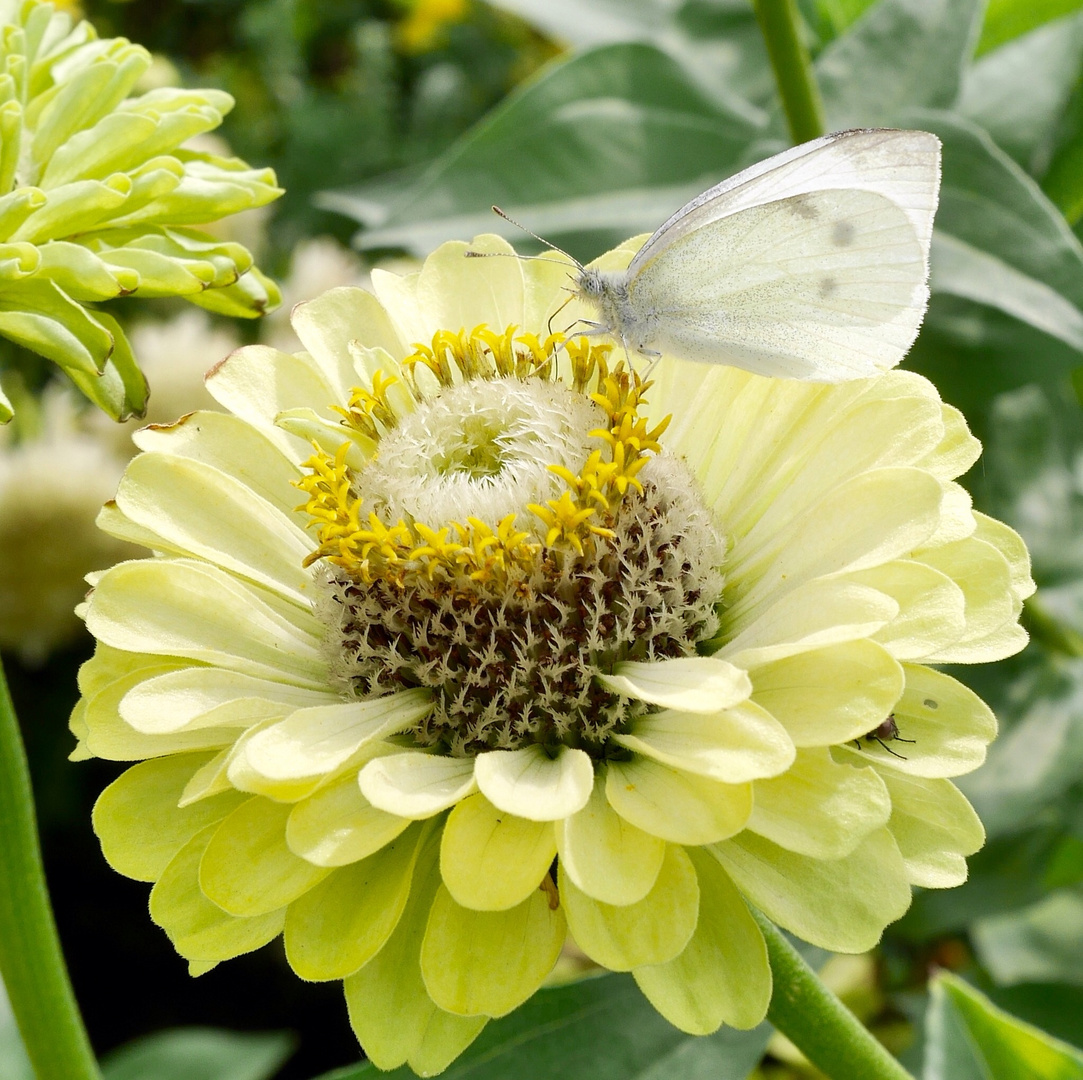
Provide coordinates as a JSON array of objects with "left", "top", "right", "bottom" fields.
[
  {"left": 1, "top": 308, "right": 238, "bottom": 664},
  {"left": 0, "top": 389, "right": 134, "bottom": 663},
  {"left": 79, "top": 235, "right": 1031, "bottom": 1074}
]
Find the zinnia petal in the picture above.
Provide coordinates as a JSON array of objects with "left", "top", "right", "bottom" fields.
[
  {"left": 474, "top": 745, "right": 594, "bottom": 821},
  {"left": 597, "top": 656, "right": 751, "bottom": 713},
  {"left": 555, "top": 779, "right": 666, "bottom": 905},
  {"left": 559, "top": 845, "right": 699, "bottom": 971},
  {"left": 606, "top": 758, "right": 752, "bottom": 845},
  {"left": 613, "top": 700, "right": 794, "bottom": 784},
  {"left": 634, "top": 847, "right": 771, "bottom": 1034},
  {"left": 440, "top": 793, "right": 558, "bottom": 911},
  {"left": 359, "top": 753, "right": 478, "bottom": 819}
]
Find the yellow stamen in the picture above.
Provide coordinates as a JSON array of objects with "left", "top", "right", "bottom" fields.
[{"left": 296, "top": 323, "right": 671, "bottom": 580}]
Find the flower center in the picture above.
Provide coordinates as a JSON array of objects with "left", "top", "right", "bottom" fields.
[
  {"left": 297, "top": 326, "right": 726, "bottom": 756},
  {"left": 356, "top": 377, "right": 605, "bottom": 532},
  {"left": 436, "top": 414, "right": 507, "bottom": 477}
]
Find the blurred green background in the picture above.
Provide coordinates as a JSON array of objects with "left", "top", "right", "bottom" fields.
[{"left": 7, "top": 0, "right": 1083, "bottom": 1077}]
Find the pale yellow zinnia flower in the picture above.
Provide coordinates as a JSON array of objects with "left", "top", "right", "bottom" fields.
[{"left": 78, "top": 235, "right": 1031, "bottom": 1074}]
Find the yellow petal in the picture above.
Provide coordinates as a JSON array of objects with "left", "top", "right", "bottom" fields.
[
  {"left": 614, "top": 700, "right": 794, "bottom": 784},
  {"left": 359, "top": 752, "right": 477, "bottom": 818},
  {"left": 634, "top": 847, "right": 770, "bottom": 1033},
  {"left": 850, "top": 559, "right": 967, "bottom": 661},
  {"left": 555, "top": 779, "right": 665, "bottom": 905},
  {"left": 150, "top": 823, "right": 285, "bottom": 964},
  {"left": 85, "top": 559, "right": 327, "bottom": 687},
  {"left": 204, "top": 343, "right": 337, "bottom": 456},
  {"left": 284, "top": 824, "right": 425, "bottom": 980},
  {"left": 114, "top": 451, "right": 313, "bottom": 601},
  {"left": 750, "top": 639, "right": 903, "bottom": 747},
  {"left": 93, "top": 752, "right": 246, "bottom": 881},
  {"left": 606, "top": 757, "right": 751, "bottom": 845},
  {"left": 748, "top": 747, "right": 891, "bottom": 859},
  {"left": 132, "top": 410, "right": 302, "bottom": 515},
  {"left": 344, "top": 826, "right": 487, "bottom": 1070},
  {"left": 721, "top": 577, "right": 897, "bottom": 668},
  {"left": 286, "top": 769, "right": 410, "bottom": 867},
  {"left": 440, "top": 793, "right": 557, "bottom": 911},
  {"left": 714, "top": 827, "right": 911, "bottom": 952},
  {"left": 474, "top": 745, "right": 593, "bottom": 821},
  {"left": 199, "top": 797, "right": 330, "bottom": 916},
  {"left": 421, "top": 882, "right": 565, "bottom": 1017},
  {"left": 846, "top": 664, "right": 996, "bottom": 778},
  {"left": 243, "top": 690, "right": 432, "bottom": 782},
  {"left": 880, "top": 770, "right": 984, "bottom": 888},
  {"left": 559, "top": 844, "right": 698, "bottom": 971},
  {"left": 597, "top": 656, "right": 751, "bottom": 713}
]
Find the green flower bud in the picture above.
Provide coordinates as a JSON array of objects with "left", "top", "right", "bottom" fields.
[{"left": 0, "top": 0, "right": 283, "bottom": 421}]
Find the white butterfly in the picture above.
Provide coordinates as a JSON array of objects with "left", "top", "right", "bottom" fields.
[{"left": 570, "top": 128, "right": 941, "bottom": 382}]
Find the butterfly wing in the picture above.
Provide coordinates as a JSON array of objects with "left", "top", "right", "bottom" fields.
[
  {"left": 628, "top": 128, "right": 940, "bottom": 275},
  {"left": 627, "top": 186, "right": 928, "bottom": 381}
]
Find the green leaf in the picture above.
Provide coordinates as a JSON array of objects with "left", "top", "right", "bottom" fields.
[
  {"left": 978, "top": 0, "right": 1083, "bottom": 55},
  {"left": 316, "top": 973, "right": 770, "bottom": 1080},
  {"left": 814, "top": 0, "right": 983, "bottom": 129},
  {"left": 480, "top": 0, "right": 672, "bottom": 48},
  {"left": 330, "top": 43, "right": 763, "bottom": 260},
  {"left": 957, "top": 15, "right": 1083, "bottom": 171},
  {"left": 0, "top": 377, "right": 11, "bottom": 424},
  {"left": 924, "top": 971, "right": 1083, "bottom": 1078},
  {"left": 905, "top": 113, "right": 1083, "bottom": 410},
  {"left": 813, "top": 0, "right": 878, "bottom": 38},
  {"left": 980, "top": 383, "right": 1083, "bottom": 580},
  {"left": 985, "top": 984, "right": 1083, "bottom": 1051},
  {"left": 973, "top": 888, "right": 1083, "bottom": 987},
  {"left": 100, "top": 1028, "right": 294, "bottom": 1080},
  {"left": 481, "top": 0, "right": 773, "bottom": 103},
  {"left": 959, "top": 660, "right": 1083, "bottom": 838},
  {"left": 921, "top": 111, "right": 1083, "bottom": 307},
  {"left": 929, "top": 231, "right": 1083, "bottom": 352},
  {"left": 1042, "top": 81, "right": 1083, "bottom": 225},
  {"left": 1073, "top": 367, "right": 1083, "bottom": 406}
]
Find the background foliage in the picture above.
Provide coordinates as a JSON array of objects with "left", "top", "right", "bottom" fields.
[{"left": 6, "top": 0, "right": 1083, "bottom": 1077}]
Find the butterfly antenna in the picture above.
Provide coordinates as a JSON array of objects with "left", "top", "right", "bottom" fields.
[{"left": 465, "top": 206, "right": 585, "bottom": 270}]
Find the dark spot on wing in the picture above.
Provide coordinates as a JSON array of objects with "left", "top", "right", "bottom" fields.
[
  {"left": 819, "top": 277, "right": 838, "bottom": 299},
  {"left": 832, "top": 220, "right": 856, "bottom": 247},
  {"left": 790, "top": 195, "right": 819, "bottom": 220}
]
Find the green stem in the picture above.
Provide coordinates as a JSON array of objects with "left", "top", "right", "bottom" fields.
[
  {"left": 752, "top": 908, "right": 915, "bottom": 1080},
  {"left": 752, "top": 0, "right": 826, "bottom": 143},
  {"left": 0, "top": 655, "right": 102, "bottom": 1080}
]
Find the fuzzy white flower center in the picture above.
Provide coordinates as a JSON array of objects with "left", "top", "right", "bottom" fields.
[{"left": 358, "top": 378, "right": 603, "bottom": 532}]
